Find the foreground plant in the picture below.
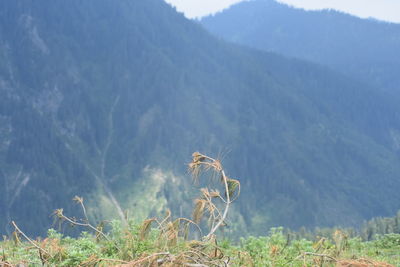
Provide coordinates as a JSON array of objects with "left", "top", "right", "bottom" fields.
[
  {"left": 189, "top": 152, "right": 240, "bottom": 239},
  {"left": 4, "top": 152, "right": 241, "bottom": 266}
]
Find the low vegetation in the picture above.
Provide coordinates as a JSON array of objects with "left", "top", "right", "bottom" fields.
[
  {"left": 1, "top": 153, "right": 399, "bottom": 266},
  {"left": 2, "top": 226, "right": 400, "bottom": 266}
]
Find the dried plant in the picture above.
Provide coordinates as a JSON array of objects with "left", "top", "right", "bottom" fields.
[
  {"left": 333, "top": 230, "right": 348, "bottom": 257},
  {"left": 188, "top": 152, "right": 241, "bottom": 239},
  {"left": 6, "top": 152, "right": 240, "bottom": 267},
  {"left": 121, "top": 152, "right": 240, "bottom": 266},
  {"left": 53, "top": 204, "right": 110, "bottom": 243}
]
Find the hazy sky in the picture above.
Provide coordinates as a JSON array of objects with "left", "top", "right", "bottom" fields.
[{"left": 164, "top": 0, "right": 400, "bottom": 23}]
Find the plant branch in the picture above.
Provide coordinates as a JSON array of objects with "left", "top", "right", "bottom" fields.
[
  {"left": 176, "top": 218, "right": 203, "bottom": 237},
  {"left": 206, "top": 170, "right": 230, "bottom": 238},
  {"left": 11, "top": 221, "right": 49, "bottom": 256},
  {"left": 295, "top": 252, "right": 337, "bottom": 262},
  {"left": 54, "top": 209, "right": 110, "bottom": 242},
  {"left": 116, "top": 252, "right": 170, "bottom": 266}
]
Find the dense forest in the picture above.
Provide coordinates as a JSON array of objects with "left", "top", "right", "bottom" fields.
[
  {"left": 1, "top": 0, "right": 400, "bottom": 242},
  {"left": 201, "top": 0, "right": 400, "bottom": 93}
]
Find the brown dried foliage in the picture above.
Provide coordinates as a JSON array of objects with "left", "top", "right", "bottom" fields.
[
  {"left": 336, "top": 259, "right": 395, "bottom": 267},
  {"left": 188, "top": 152, "right": 241, "bottom": 238}
]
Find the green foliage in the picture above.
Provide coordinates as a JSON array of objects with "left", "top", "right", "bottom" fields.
[
  {"left": 241, "top": 228, "right": 313, "bottom": 266},
  {"left": 56, "top": 234, "right": 99, "bottom": 266},
  {"left": 374, "top": 234, "right": 400, "bottom": 249},
  {"left": 3, "top": 225, "right": 400, "bottom": 266}
]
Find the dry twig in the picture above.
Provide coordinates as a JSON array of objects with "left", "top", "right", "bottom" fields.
[{"left": 11, "top": 221, "right": 49, "bottom": 256}]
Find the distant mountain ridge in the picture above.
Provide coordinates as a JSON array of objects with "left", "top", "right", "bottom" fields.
[
  {"left": 201, "top": 0, "right": 400, "bottom": 93},
  {"left": 1, "top": 0, "right": 400, "bottom": 236}
]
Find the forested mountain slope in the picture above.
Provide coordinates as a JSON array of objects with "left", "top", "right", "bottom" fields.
[
  {"left": 1, "top": 0, "right": 400, "bottom": 236},
  {"left": 201, "top": 0, "right": 400, "bottom": 92}
]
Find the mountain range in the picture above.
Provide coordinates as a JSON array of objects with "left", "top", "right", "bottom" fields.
[
  {"left": 201, "top": 0, "right": 400, "bottom": 93},
  {"left": 1, "top": 0, "right": 400, "bottom": 236}
]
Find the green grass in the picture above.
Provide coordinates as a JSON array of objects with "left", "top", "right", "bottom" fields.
[{"left": 1, "top": 224, "right": 400, "bottom": 266}]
